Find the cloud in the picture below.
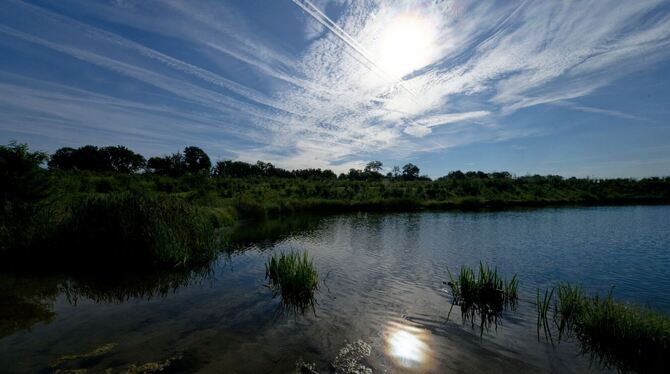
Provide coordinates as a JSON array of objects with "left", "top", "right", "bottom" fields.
[{"left": 1, "top": 0, "right": 669, "bottom": 171}]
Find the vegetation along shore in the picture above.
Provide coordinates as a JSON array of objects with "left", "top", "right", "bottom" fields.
[{"left": 1, "top": 141, "right": 669, "bottom": 267}]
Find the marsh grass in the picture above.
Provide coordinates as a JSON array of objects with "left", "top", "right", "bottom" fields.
[
  {"left": 447, "top": 263, "right": 518, "bottom": 334},
  {"left": 555, "top": 283, "right": 585, "bottom": 340},
  {"left": 556, "top": 287, "right": 669, "bottom": 372},
  {"left": 536, "top": 287, "right": 554, "bottom": 342},
  {"left": 62, "top": 193, "right": 218, "bottom": 266},
  {"left": 265, "top": 251, "right": 319, "bottom": 314}
]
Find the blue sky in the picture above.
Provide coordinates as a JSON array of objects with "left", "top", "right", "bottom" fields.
[{"left": 1, "top": 0, "right": 669, "bottom": 178}]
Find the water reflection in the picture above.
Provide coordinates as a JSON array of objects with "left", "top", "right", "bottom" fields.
[
  {"left": 385, "top": 321, "right": 433, "bottom": 371},
  {"left": 225, "top": 213, "right": 324, "bottom": 250},
  {"left": 0, "top": 262, "right": 214, "bottom": 338}
]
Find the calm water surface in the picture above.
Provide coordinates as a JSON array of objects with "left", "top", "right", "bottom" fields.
[{"left": 1, "top": 206, "right": 669, "bottom": 373}]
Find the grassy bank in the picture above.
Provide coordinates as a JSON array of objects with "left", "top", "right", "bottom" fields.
[{"left": 536, "top": 284, "right": 670, "bottom": 372}]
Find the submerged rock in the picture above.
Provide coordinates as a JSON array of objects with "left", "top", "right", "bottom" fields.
[
  {"left": 295, "top": 358, "right": 319, "bottom": 374},
  {"left": 332, "top": 340, "right": 372, "bottom": 374}
]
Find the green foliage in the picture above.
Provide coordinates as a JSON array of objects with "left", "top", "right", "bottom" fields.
[
  {"left": 265, "top": 251, "right": 319, "bottom": 313},
  {"left": 0, "top": 142, "right": 50, "bottom": 253},
  {"left": 0, "top": 141, "right": 48, "bottom": 203},
  {"left": 61, "top": 194, "right": 218, "bottom": 266}
]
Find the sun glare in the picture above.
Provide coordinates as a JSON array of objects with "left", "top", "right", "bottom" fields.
[
  {"left": 385, "top": 322, "right": 433, "bottom": 370},
  {"left": 376, "top": 13, "right": 438, "bottom": 79}
]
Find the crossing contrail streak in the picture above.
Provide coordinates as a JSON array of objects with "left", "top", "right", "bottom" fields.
[{"left": 291, "top": 0, "right": 418, "bottom": 99}]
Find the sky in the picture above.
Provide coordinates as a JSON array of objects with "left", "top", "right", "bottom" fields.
[{"left": 1, "top": 0, "right": 670, "bottom": 178}]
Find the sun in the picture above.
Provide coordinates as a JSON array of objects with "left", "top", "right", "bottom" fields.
[{"left": 376, "top": 12, "right": 438, "bottom": 80}]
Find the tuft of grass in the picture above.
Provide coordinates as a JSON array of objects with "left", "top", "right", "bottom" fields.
[
  {"left": 265, "top": 251, "right": 319, "bottom": 313},
  {"left": 447, "top": 263, "right": 518, "bottom": 334}
]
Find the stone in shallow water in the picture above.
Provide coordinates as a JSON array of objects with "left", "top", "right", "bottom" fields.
[
  {"left": 294, "top": 340, "right": 373, "bottom": 374},
  {"left": 332, "top": 340, "right": 372, "bottom": 374}
]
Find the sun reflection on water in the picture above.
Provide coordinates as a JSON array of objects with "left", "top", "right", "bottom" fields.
[{"left": 385, "top": 321, "right": 433, "bottom": 370}]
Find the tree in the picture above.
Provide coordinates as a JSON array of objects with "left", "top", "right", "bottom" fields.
[
  {"left": 48, "top": 147, "right": 76, "bottom": 170},
  {"left": 0, "top": 142, "right": 49, "bottom": 252},
  {"left": 392, "top": 166, "right": 400, "bottom": 179},
  {"left": 49, "top": 145, "right": 145, "bottom": 173},
  {"left": 71, "top": 145, "right": 108, "bottom": 171},
  {"left": 147, "top": 153, "right": 185, "bottom": 177},
  {"left": 183, "top": 146, "right": 211, "bottom": 174},
  {"left": 255, "top": 161, "right": 276, "bottom": 177},
  {"left": 402, "top": 163, "right": 420, "bottom": 180},
  {"left": 0, "top": 141, "right": 48, "bottom": 204},
  {"left": 100, "top": 146, "right": 146, "bottom": 173},
  {"left": 444, "top": 170, "right": 465, "bottom": 180},
  {"left": 364, "top": 161, "right": 383, "bottom": 174},
  {"left": 346, "top": 168, "right": 365, "bottom": 180},
  {"left": 213, "top": 160, "right": 253, "bottom": 178}
]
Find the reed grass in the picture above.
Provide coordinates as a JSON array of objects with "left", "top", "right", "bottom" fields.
[
  {"left": 536, "top": 287, "right": 554, "bottom": 341},
  {"left": 62, "top": 193, "right": 218, "bottom": 265},
  {"left": 554, "top": 285, "right": 669, "bottom": 372},
  {"left": 265, "top": 251, "right": 319, "bottom": 313},
  {"left": 448, "top": 263, "right": 518, "bottom": 308},
  {"left": 447, "top": 263, "right": 518, "bottom": 333},
  {"left": 555, "top": 283, "right": 585, "bottom": 339}
]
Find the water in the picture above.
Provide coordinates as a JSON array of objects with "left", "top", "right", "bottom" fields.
[{"left": 1, "top": 206, "right": 669, "bottom": 373}]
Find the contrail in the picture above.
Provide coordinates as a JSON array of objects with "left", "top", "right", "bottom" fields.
[
  {"left": 291, "top": 0, "right": 441, "bottom": 138},
  {"left": 291, "top": 0, "right": 418, "bottom": 99}
]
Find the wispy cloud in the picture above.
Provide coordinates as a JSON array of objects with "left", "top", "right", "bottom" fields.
[{"left": 0, "top": 0, "right": 669, "bottom": 172}]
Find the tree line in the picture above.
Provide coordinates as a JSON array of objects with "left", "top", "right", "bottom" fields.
[
  {"left": 44, "top": 144, "right": 433, "bottom": 180},
  {"left": 10, "top": 142, "right": 670, "bottom": 185}
]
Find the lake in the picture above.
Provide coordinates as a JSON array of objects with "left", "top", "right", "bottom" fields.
[{"left": 1, "top": 205, "right": 669, "bottom": 373}]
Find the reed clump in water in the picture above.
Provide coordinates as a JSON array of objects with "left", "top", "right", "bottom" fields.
[
  {"left": 553, "top": 284, "right": 670, "bottom": 372},
  {"left": 265, "top": 251, "right": 319, "bottom": 313},
  {"left": 447, "top": 263, "right": 518, "bottom": 333}
]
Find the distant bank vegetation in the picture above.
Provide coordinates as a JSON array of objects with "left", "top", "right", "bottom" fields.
[{"left": 2, "top": 141, "right": 670, "bottom": 266}]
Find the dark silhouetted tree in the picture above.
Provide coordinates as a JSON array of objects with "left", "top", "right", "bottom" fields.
[
  {"left": 364, "top": 161, "right": 383, "bottom": 173},
  {"left": 183, "top": 146, "right": 211, "bottom": 174},
  {"left": 48, "top": 147, "right": 76, "bottom": 170},
  {"left": 0, "top": 142, "right": 48, "bottom": 204},
  {"left": 100, "top": 146, "right": 146, "bottom": 173},
  {"left": 392, "top": 166, "right": 400, "bottom": 179},
  {"left": 147, "top": 153, "right": 185, "bottom": 177},
  {"left": 49, "top": 145, "right": 145, "bottom": 173},
  {"left": 71, "top": 145, "right": 108, "bottom": 171},
  {"left": 402, "top": 163, "right": 420, "bottom": 180}
]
